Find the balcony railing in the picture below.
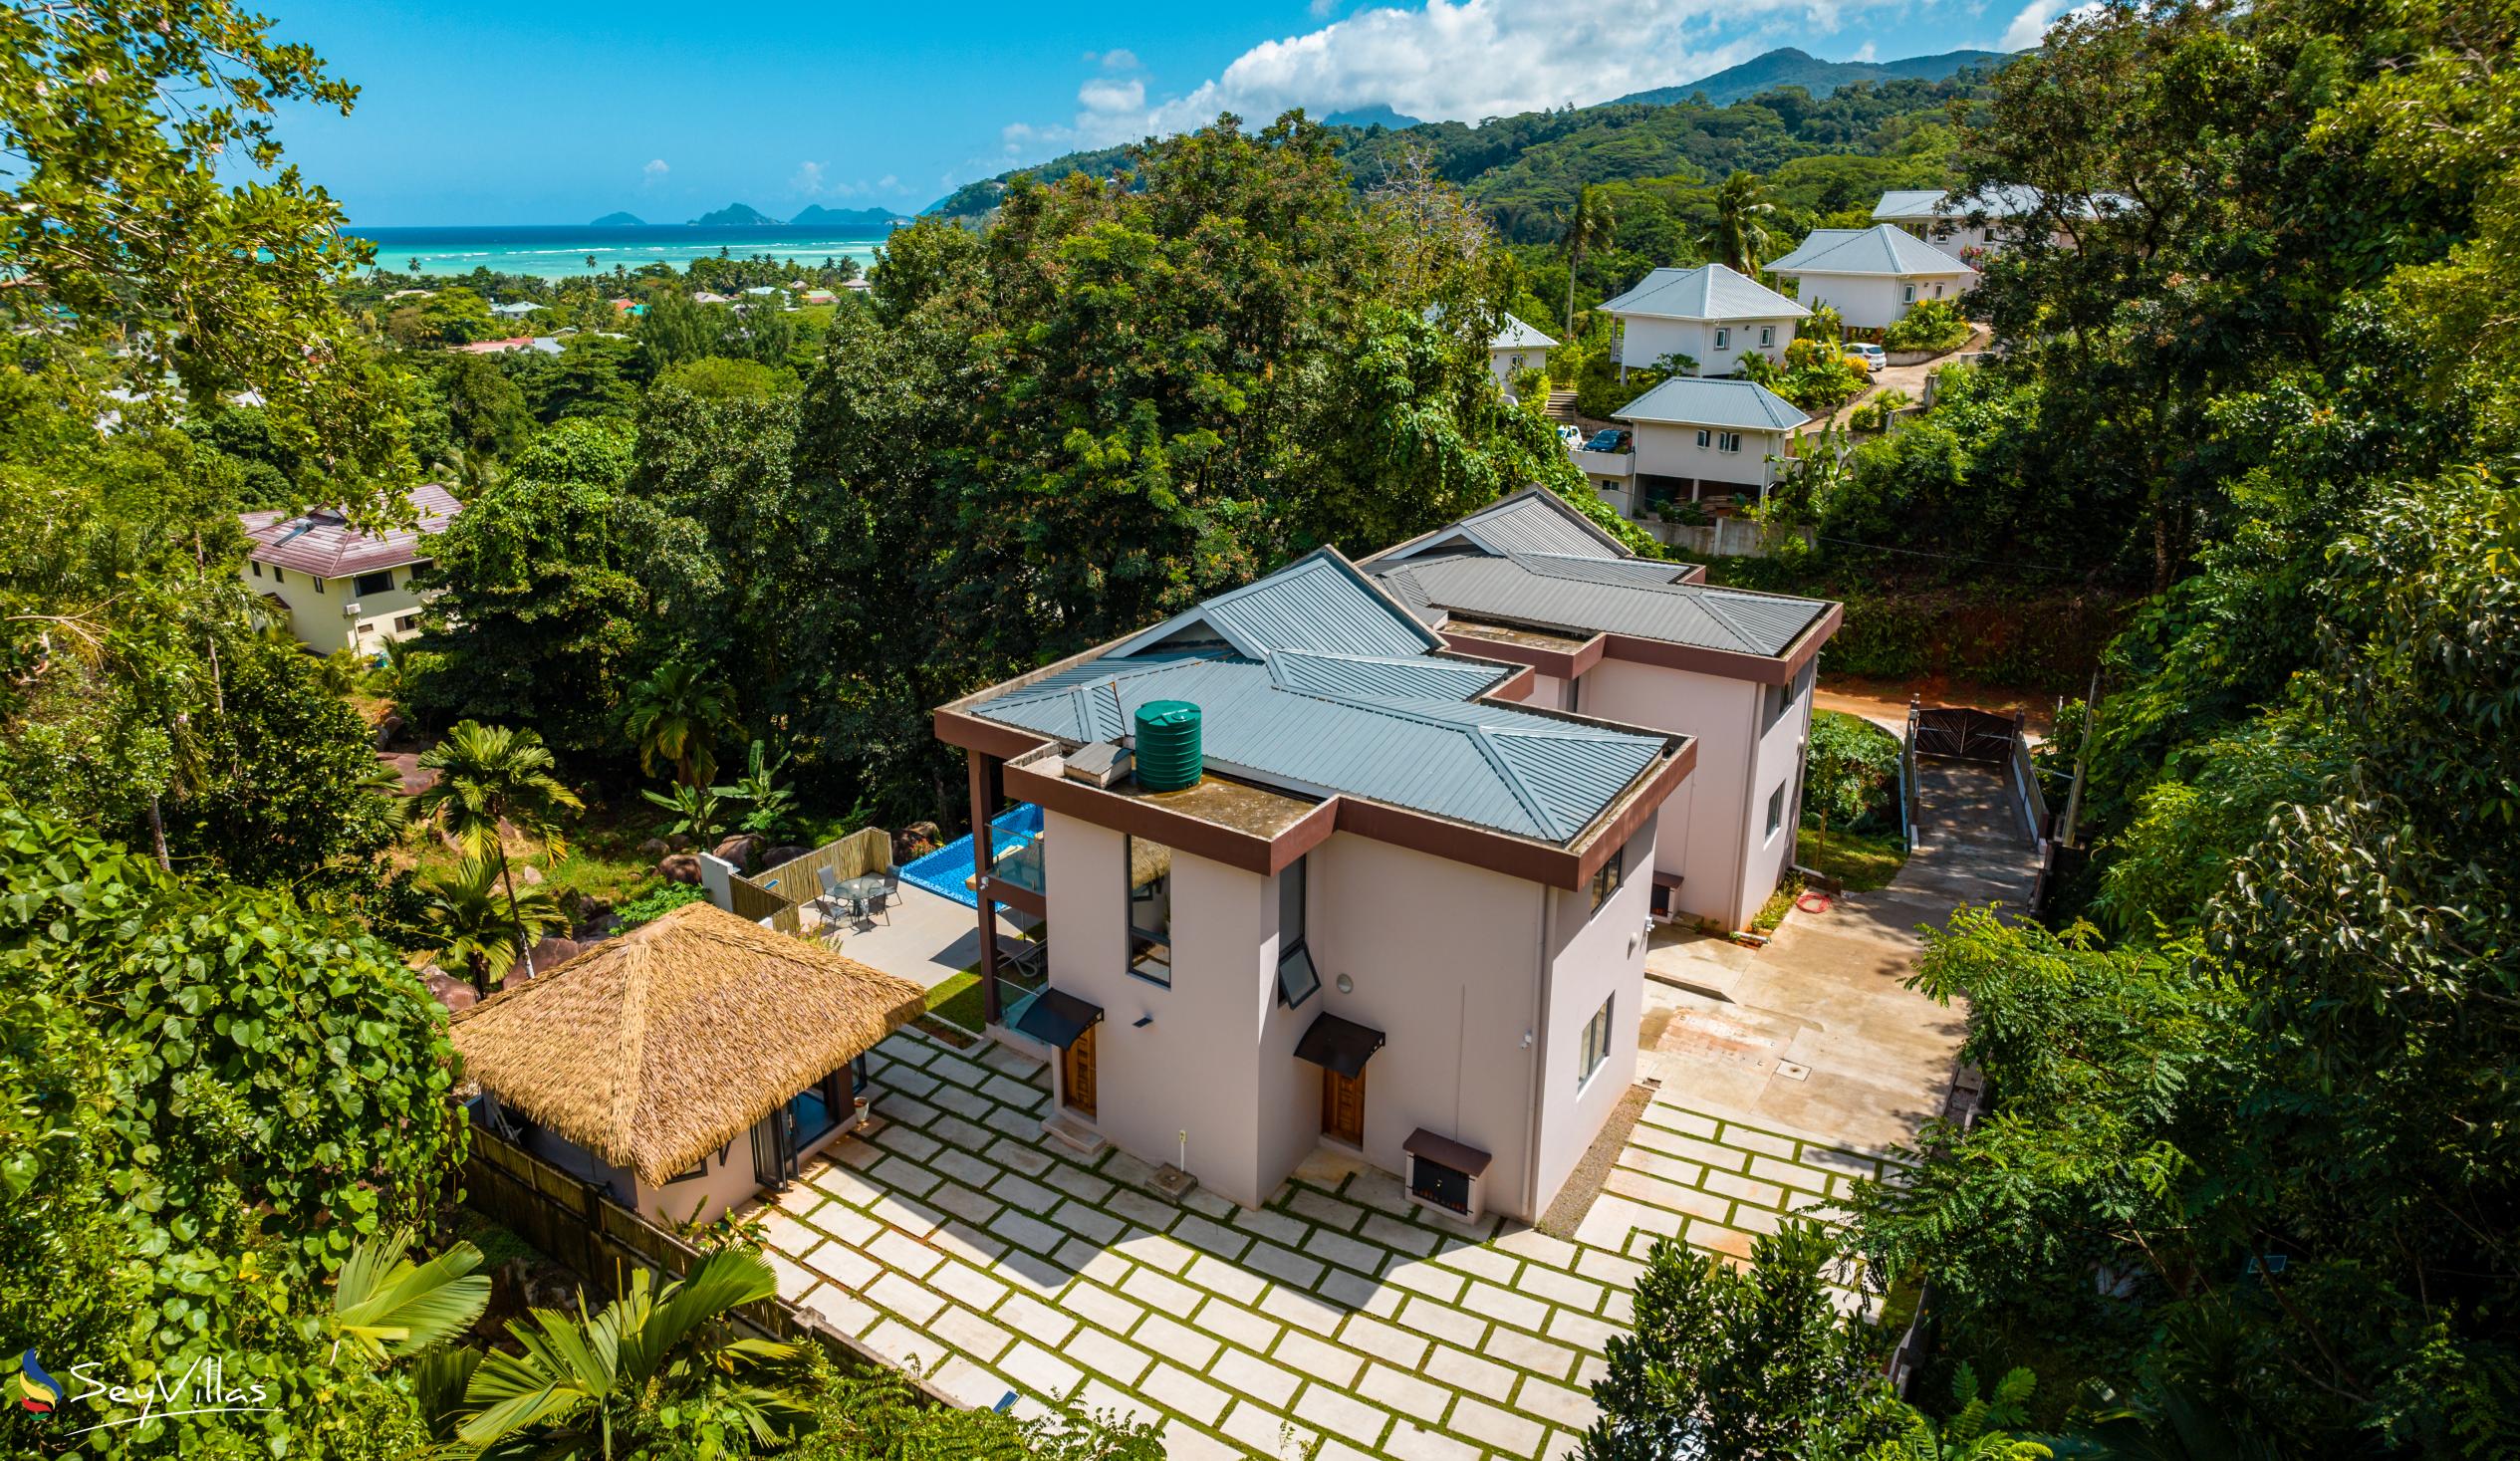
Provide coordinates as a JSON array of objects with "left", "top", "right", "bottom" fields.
[{"left": 991, "top": 839, "right": 1047, "bottom": 895}]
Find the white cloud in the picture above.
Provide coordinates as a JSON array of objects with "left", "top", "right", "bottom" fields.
[
  {"left": 1851, "top": 40, "right": 1878, "bottom": 61},
  {"left": 793, "top": 160, "right": 827, "bottom": 194},
  {"left": 1101, "top": 48, "right": 1140, "bottom": 71},
  {"left": 879, "top": 174, "right": 898, "bottom": 190},
  {"left": 1311, "top": 0, "right": 1340, "bottom": 17},
  {"left": 2000, "top": 0, "right": 2088, "bottom": 50},
  {"left": 1000, "top": 0, "right": 1875, "bottom": 160},
  {"left": 642, "top": 157, "right": 669, "bottom": 177},
  {"left": 1079, "top": 76, "right": 1147, "bottom": 114}
]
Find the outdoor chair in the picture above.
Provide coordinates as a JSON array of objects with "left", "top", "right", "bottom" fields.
[
  {"left": 815, "top": 866, "right": 856, "bottom": 923},
  {"left": 861, "top": 882, "right": 893, "bottom": 925}
]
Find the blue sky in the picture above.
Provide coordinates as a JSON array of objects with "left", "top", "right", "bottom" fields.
[{"left": 274, "top": 0, "right": 2033, "bottom": 224}]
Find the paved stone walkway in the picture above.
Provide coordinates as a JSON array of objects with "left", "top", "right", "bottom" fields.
[{"left": 747, "top": 1027, "right": 1900, "bottom": 1460}]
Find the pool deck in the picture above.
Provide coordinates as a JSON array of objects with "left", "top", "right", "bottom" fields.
[{"left": 807, "top": 882, "right": 1031, "bottom": 992}]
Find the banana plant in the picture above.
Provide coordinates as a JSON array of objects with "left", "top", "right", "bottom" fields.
[{"left": 458, "top": 1248, "right": 806, "bottom": 1460}]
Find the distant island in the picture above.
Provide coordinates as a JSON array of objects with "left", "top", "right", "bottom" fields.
[
  {"left": 590, "top": 210, "right": 644, "bottom": 226},
  {"left": 1322, "top": 105, "right": 1422, "bottom": 130},
  {"left": 1613, "top": 46, "right": 2009, "bottom": 108},
  {"left": 687, "top": 202, "right": 780, "bottom": 227},
  {"left": 790, "top": 204, "right": 904, "bottom": 226}
]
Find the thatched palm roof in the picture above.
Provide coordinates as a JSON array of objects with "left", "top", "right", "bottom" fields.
[{"left": 449, "top": 900, "right": 925, "bottom": 1184}]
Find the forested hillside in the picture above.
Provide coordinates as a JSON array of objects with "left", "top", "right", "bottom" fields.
[{"left": 927, "top": 66, "right": 1988, "bottom": 241}]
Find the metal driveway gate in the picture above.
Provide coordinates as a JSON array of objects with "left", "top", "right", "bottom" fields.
[{"left": 1913, "top": 705, "right": 2021, "bottom": 764}]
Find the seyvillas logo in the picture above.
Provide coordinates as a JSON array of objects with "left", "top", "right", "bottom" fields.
[
  {"left": 16, "top": 1349, "right": 58, "bottom": 1413},
  {"left": 11, "top": 1350, "right": 276, "bottom": 1435}
]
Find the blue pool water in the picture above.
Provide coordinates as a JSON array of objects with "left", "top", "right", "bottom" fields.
[{"left": 898, "top": 804, "right": 1044, "bottom": 908}]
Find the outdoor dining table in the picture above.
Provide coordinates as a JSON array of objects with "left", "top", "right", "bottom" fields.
[{"left": 837, "top": 873, "right": 889, "bottom": 920}]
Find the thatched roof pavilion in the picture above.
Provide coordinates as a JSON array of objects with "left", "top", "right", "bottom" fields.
[{"left": 449, "top": 900, "right": 926, "bottom": 1184}]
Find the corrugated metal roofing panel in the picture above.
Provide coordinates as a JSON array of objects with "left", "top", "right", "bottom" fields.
[
  {"left": 1491, "top": 313, "right": 1559, "bottom": 349},
  {"left": 1510, "top": 554, "right": 1699, "bottom": 590},
  {"left": 1112, "top": 552, "right": 1437, "bottom": 661},
  {"left": 1596, "top": 263, "right": 1809, "bottom": 322},
  {"left": 1615, "top": 377, "right": 1810, "bottom": 431},
  {"left": 1376, "top": 556, "right": 1827, "bottom": 657},
  {"left": 1268, "top": 649, "right": 1507, "bottom": 701},
  {"left": 1459, "top": 495, "right": 1619, "bottom": 559},
  {"left": 1768, "top": 225, "right": 1978, "bottom": 278}
]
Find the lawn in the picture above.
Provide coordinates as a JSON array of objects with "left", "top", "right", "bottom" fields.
[
  {"left": 1797, "top": 824, "right": 1908, "bottom": 891},
  {"left": 924, "top": 970, "right": 984, "bottom": 1033}
]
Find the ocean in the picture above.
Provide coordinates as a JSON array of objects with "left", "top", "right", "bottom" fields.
[{"left": 346, "top": 223, "right": 899, "bottom": 280}]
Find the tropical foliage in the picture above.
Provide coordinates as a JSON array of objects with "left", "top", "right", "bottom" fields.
[{"left": 0, "top": 809, "right": 464, "bottom": 1457}]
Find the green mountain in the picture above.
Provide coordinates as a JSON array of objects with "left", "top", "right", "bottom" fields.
[
  {"left": 1323, "top": 105, "right": 1423, "bottom": 130},
  {"left": 591, "top": 210, "right": 644, "bottom": 226},
  {"left": 790, "top": 204, "right": 904, "bottom": 226},
  {"left": 922, "top": 58, "right": 2011, "bottom": 237},
  {"left": 687, "top": 202, "right": 779, "bottom": 227},
  {"left": 1614, "top": 46, "right": 2012, "bottom": 108}
]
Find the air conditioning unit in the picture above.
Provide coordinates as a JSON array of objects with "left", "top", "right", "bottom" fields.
[{"left": 342, "top": 602, "right": 363, "bottom": 618}]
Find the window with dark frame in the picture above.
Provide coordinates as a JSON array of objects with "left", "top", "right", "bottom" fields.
[
  {"left": 1590, "top": 845, "right": 1625, "bottom": 913},
  {"left": 1276, "top": 854, "right": 1319, "bottom": 1007},
  {"left": 1766, "top": 784, "right": 1786, "bottom": 839},
  {"left": 1126, "top": 835, "right": 1173, "bottom": 987},
  {"left": 1578, "top": 995, "right": 1615, "bottom": 1088},
  {"left": 250, "top": 561, "right": 262, "bottom": 578},
  {"left": 354, "top": 570, "right": 395, "bottom": 597},
  {"left": 1713, "top": 327, "right": 1729, "bottom": 349}
]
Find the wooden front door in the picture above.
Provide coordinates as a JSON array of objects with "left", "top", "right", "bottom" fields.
[
  {"left": 1061, "top": 1025, "right": 1098, "bottom": 1119},
  {"left": 1322, "top": 1065, "right": 1365, "bottom": 1146}
]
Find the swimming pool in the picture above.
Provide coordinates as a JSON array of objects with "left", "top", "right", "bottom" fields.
[{"left": 896, "top": 803, "right": 1044, "bottom": 908}]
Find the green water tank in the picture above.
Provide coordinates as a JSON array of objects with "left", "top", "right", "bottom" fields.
[{"left": 1133, "top": 701, "right": 1203, "bottom": 792}]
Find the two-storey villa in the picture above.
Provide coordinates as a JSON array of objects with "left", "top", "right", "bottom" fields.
[
  {"left": 930, "top": 494, "right": 1840, "bottom": 1224},
  {"left": 238, "top": 482, "right": 461, "bottom": 655},
  {"left": 1764, "top": 225, "right": 1980, "bottom": 332},
  {"left": 1594, "top": 264, "right": 1807, "bottom": 379},
  {"left": 935, "top": 548, "right": 1693, "bottom": 1224}
]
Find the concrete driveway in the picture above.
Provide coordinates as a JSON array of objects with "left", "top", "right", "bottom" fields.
[{"left": 1640, "top": 759, "right": 2035, "bottom": 1157}]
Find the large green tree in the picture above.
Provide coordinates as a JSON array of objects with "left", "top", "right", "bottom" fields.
[{"left": 778, "top": 116, "right": 1576, "bottom": 824}]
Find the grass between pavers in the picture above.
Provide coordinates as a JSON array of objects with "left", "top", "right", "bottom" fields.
[{"left": 756, "top": 1025, "right": 1901, "bottom": 1460}]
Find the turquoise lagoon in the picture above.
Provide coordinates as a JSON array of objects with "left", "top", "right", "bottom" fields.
[{"left": 347, "top": 223, "right": 896, "bottom": 280}]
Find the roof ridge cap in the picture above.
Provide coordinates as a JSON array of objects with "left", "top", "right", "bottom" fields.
[{"left": 1464, "top": 722, "right": 1563, "bottom": 841}]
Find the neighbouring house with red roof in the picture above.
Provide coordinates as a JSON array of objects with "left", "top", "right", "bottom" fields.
[{"left": 239, "top": 483, "right": 462, "bottom": 655}]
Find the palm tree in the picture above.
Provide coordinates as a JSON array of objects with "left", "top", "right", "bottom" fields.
[
  {"left": 623, "top": 661, "right": 738, "bottom": 788},
  {"left": 1700, "top": 170, "right": 1777, "bottom": 276},
  {"left": 418, "top": 855, "right": 567, "bottom": 993},
  {"left": 416, "top": 721, "right": 582, "bottom": 981},
  {"left": 455, "top": 1250, "right": 807, "bottom": 1458},
  {"left": 330, "top": 1228, "right": 492, "bottom": 1365},
  {"left": 1558, "top": 184, "right": 1618, "bottom": 334}
]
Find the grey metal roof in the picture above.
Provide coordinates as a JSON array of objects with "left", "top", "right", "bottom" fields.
[
  {"left": 968, "top": 543, "right": 1671, "bottom": 847},
  {"left": 1596, "top": 264, "right": 1808, "bottom": 322},
  {"left": 1491, "top": 313, "right": 1559, "bottom": 350},
  {"left": 976, "top": 650, "right": 1660, "bottom": 844},
  {"left": 1767, "top": 225, "right": 1978, "bottom": 278},
  {"left": 1376, "top": 556, "right": 1825, "bottom": 656},
  {"left": 1111, "top": 551, "right": 1439, "bottom": 661},
  {"left": 1378, "top": 491, "right": 1625, "bottom": 566},
  {"left": 1873, "top": 185, "right": 2139, "bottom": 221},
  {"left": 1616, "top": 377, "right": 1810, "bottom": 432}
]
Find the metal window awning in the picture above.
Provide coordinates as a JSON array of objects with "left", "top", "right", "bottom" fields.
[
  {"left": 1293, "top": 1013, "right": 1386, "bottom": 1079},
  {"left": 1011, "top": 987, "right": 1104, "bottom": 1050},
  {"left": 1402, "top": 1127, "right": 1493, "bottom": 1178}
]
